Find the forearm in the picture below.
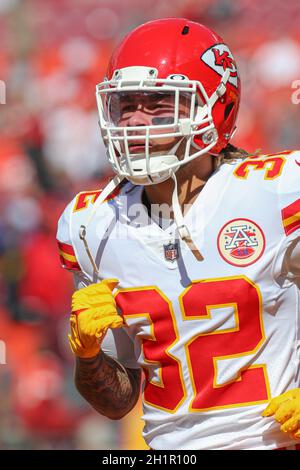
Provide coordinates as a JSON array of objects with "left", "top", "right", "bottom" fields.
[{"left": 74, "top": 350, "right": 141, "bottom": 420}]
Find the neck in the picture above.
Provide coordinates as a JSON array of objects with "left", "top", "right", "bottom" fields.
[{"left": 144, "top": 153, "right": 214, "bottom": 216}]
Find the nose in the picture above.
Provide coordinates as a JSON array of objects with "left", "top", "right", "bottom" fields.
[{"left": 126, "top": 108, "right": 150, "bottom": 127}]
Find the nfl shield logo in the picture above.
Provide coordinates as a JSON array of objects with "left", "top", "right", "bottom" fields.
[{"left": 164, "top": 242, "right": 179, "bottom": 262}]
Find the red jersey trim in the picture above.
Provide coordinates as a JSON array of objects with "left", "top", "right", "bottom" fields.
[
  {"left": 281, "top": 199, "right": 300, "bottom": 235},
  {"left": 57, "top": 241, "right": 80, "bottom": 271}
]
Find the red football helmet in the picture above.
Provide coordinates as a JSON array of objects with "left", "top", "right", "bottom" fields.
[{"left": 96, "top": 18, "right": 240, "bottom": 185}]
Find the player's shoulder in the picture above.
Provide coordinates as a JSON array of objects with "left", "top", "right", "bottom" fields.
[
  {"left": 56, "top": 180, "right": 129, "bottom": 271},
  {"left": 57, "top": 180, "right": 128, "bottom": 234},
  {"left": 69, "top": 184, "right": 124, "bottom": 216},
  {"left": 223, "top": 149, "right": 299, "bottom": 182},
  {"left": 258, "top": 149, "right": 300, "bottom": 168},
  {"left": 56, "top": 194, "right": 81, "bottom": 271}
]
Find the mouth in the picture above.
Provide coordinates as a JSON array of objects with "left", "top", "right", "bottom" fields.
[{"left": 128, "top": 143, "right": 152, "bottom": 153}]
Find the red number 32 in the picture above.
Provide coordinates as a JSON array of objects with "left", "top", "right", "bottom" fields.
[{"left": 115, "top": 276, "right": 270, "bottom": 413}]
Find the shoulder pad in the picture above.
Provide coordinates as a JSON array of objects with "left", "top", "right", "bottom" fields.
[
  {"left": 277, "top": 150, "right": 300, "bottom": 236},
  {"left": 56, "top": 198, "right": 81, "bottom": 272}
]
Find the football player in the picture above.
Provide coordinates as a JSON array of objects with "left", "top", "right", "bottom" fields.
[{"left": 57, "top": 18, "right": 300, "bottom": 450}]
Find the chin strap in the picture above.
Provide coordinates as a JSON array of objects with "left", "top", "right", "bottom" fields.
[
  {"left": 171, "top": 172, "right": 203, "bottom": 261},
  {"left": 79, "top": 174, "right": 123, "bottom": 277},
  {"left": 79, "top": 169, "right": 203, "bottom": 277}
]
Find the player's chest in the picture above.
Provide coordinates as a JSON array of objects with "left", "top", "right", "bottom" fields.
[
  {"left": 73, "top": 172, "right": 283, "bottom": 327},
  {"left": 76, "top": 211, "right": 280, "bottom": 341},
  {"left": 76, "top": 184, "right": 282, "bottom": 288}
]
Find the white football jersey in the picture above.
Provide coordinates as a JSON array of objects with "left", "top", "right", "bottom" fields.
[{"left": 57, "top": 150, "right": 300, "bottom": 450}]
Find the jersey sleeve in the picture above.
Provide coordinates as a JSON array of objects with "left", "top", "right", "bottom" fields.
[
  {"left": 272, "top": 151, "right": 300, "bottom": 284},
  {"left": 72, "top": 272, "right": 140, "bottom": 370},
  {"left": 56, "top": 200, "right": 81, "bottom": 272}
]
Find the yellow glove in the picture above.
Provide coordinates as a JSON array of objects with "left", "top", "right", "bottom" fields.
[
  {"left": 68, "top": 279, "right": 124, "bottom": 359},
  {"left": 262, "top": 388, "right": 300, "bottom": 440}
]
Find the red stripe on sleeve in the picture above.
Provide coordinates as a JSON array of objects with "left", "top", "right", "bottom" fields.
[
  {"left": 281, "top": 199, "right": 300, "bottom": 221},
  {"left": 284, "top": 219, "right": 300, "bottom": 236},
  {"left": 57, "top": 240, "right": 76, "bottom": 256},
  {"left": 59, "top": 255, "right": 81, "bottom": 271}
]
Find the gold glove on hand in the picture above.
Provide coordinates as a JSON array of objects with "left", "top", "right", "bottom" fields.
[
  {"left": 68, "top": 279, "right": 123, "bottom": 359},
  {"left": 262, "top": 388, "right": 300, "bottom": 440}
]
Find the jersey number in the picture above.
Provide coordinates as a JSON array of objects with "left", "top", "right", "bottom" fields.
[
  {"left": 116, "top": 276, "right": 270, "bottom": 413},
  {"left": 233, "top": 154, "right": 288, "bottom": 180}
]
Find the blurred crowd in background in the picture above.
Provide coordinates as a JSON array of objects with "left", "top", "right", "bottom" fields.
[{"left": 0, "top": 0, "right": 300, "bottom": 450}]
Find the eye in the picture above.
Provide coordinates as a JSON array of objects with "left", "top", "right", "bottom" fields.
[
  {"left": 150, "top": 102, "right": 174, "bottom": 112},
  {"left": 121, "top": 104, "right": 136, "bottom": 113},
  {"left": 147, "top": 102, "right": 164, "bottom": 111}
]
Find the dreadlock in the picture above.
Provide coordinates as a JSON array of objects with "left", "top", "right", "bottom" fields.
[
  {"left": 220, "top": 142, "right": 250, "bottom": 162},
  {"left": 211, "top": 143, "right": 250, "bottom": 171}
]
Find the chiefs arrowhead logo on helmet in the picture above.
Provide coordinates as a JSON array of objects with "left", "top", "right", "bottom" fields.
[{"left": 201, "top": 44, "right": 239, "bottom": 88}]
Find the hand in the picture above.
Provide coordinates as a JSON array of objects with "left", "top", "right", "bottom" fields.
[
  {"left": 262, "top": 388, "right": 300, "bottom": 440},
  {"left": 68, "top": 279, "right": 123, "bottom": 358}
]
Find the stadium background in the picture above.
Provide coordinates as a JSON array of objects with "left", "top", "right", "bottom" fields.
[{"left": 0, "top": 0, "right": 300, "bottom": 450}]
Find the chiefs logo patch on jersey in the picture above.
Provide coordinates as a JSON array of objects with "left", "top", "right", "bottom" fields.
[
  {"left": 201, "top": 43, "right": 238, "bottom": 88},
  {"left": 217, "top": 218, "right": 265, "bottom": 267}
]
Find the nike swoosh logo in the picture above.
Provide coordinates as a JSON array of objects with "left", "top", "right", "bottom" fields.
[{"left": 296, "top": 161, "right": 300, "bottom": 166}]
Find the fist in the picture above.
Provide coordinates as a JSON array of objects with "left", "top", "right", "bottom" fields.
[
  {"left": 262, "top": 388, "right": 300, "bottom": 440},
  {"left": 68, "top": 279, "right": 123, "bottom": 358}
]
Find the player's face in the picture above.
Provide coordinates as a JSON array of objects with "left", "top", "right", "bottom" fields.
[{"left": 106, "top": 91, "right": 192, "bottom": 155}]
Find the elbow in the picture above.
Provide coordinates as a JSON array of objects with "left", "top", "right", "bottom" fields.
[
  {"left": 89, "top": 408, "right": 130, "bottom": 420},
  {"left": 107, "top": 411, "right": 129, "bottom": 420},
  {"left": 98, "top": 401, "right": 137, "bottom": 420}
]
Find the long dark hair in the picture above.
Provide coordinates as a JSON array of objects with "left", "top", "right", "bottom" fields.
[{"left": 220, "top": 142, "right": 250, "bottom": 162}]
